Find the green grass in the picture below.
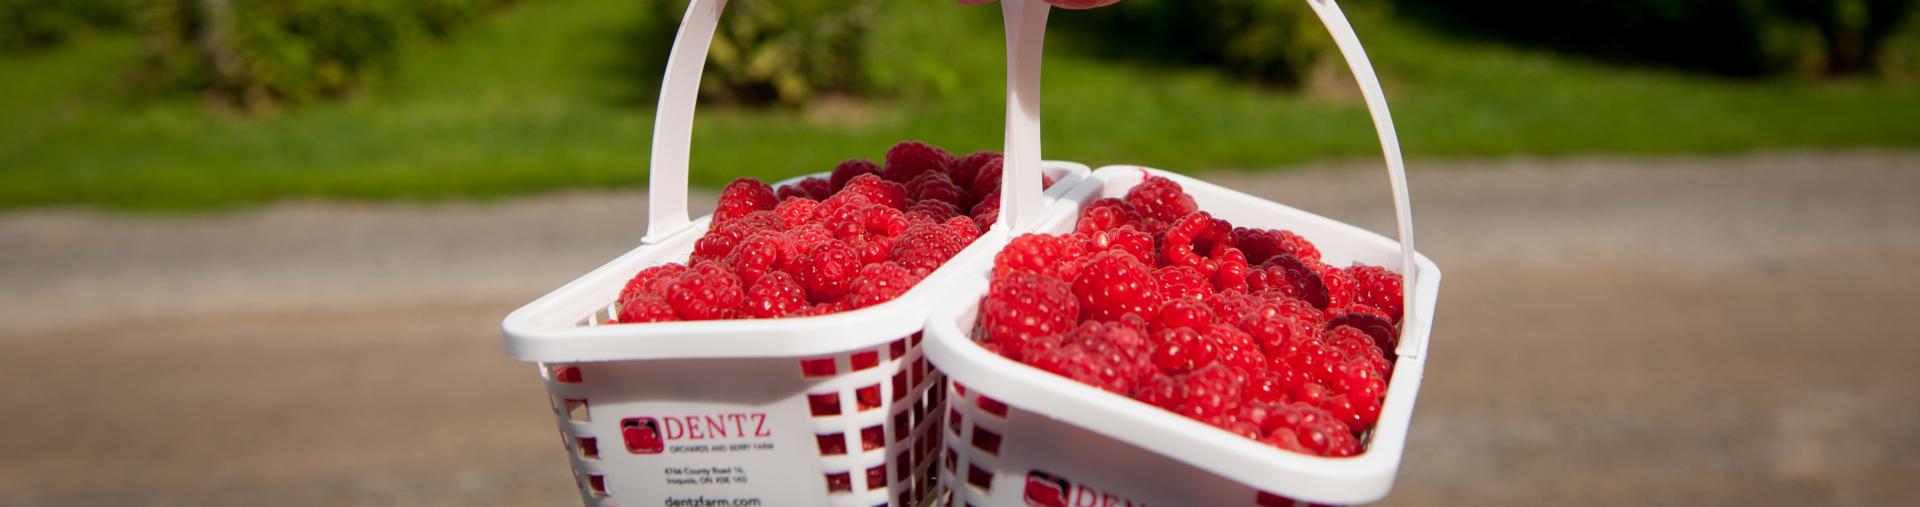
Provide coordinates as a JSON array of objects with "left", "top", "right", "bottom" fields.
[{"left": 1, "top": 0, "right": 1917, "bottom": 211}]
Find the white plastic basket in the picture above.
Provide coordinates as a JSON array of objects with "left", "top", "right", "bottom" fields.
[
  {"left": 922, "top": 1, "right": 1442, "bottom": 505},
  {"left": 498, "top": 0, "right": 1087, "bottom": 504}
]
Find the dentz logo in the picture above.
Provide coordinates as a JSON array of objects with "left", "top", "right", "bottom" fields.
[{"left": 622, "top": 414, "right": 773, "bottom": 454}]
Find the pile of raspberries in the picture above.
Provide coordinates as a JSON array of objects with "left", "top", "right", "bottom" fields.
[
  {"left": 613, "top": 141, "right": 1047, "bottom": 323},
  {"left": 975, "top": 174, "right": 1405, "bottom": 458}
]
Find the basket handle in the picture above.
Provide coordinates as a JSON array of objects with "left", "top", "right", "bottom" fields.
[
  {"left": 1004, "top": 0, "right": 1424, "bottom": 357},
  {"left": 643, "top": 0, "right": 1057, "bottom": 241}
]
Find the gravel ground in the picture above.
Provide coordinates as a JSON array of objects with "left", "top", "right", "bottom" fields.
[{"left": 2, "top": 151, "right": 1917, "bottom": 506}]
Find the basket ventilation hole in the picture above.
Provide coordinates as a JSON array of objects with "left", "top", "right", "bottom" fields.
[
  {"left": 970, "top": 427, "right": 1001, "bottom": 456},
  {"left": 861, "top": 425, "right": 885, "bottom": 452},
  {"left": 586, "top": 474, "right": 608, "bottom": 497},
  {"left": 856, "top": 384, "right": 882, "bottom": 412},
  {"left": 825, "top": 472, "right": 852, "bottom": 493},
  {"left": 851, "top": 350, "right": 880, "bottom": 371},
  {"left": 808, "top": 392, "right": 842, "bottom": 417},
  {"left": 896, "top": 450, "right": 914, "bottom": 482},
  {"left": 564, "top": 399, "right": 590, "bottom": 422},
  {"left": 891, "top": 371, "right": 909, "bottom": 402},
  {"left": 552, "top": 365, "right": 583, "bottom": 384},
  {"left": 949, "top": 408, "right": 962, "bottom": 435},
  {"left": 976, "top": 396, "right": 1007, "bottom": 417},
  {"left": 893, "top": 411, "right": 912, "bottom": 443},
  {"left": 866, "top": 465, "right": 888, "bottom": 491},
  {"left": 944, "top": 446, "right": 957, "bottom": 471},
  {"left": 1256, "top": 492, "right": 1302, "bottom": 506},
  {"left": 966, "top": 464, "right": 992, "bottom": 492},
  {"left": 800, "top": 357, "right": 837, "bottom": 377},
  {"left": 816, "top": 433, "right": 848, "bottom": 456},
  {"left": 889, "top": 338, "right": 907, "bottom": 360},
  {"left": 575, "top": 436, "right": 599, "bottom": 459}
]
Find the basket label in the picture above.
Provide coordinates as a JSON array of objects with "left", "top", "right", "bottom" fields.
[
  {"left": 624, "top": 413, "right": 777, "bottom": 456},
  {"left": 1026, "top": 470, "right": 1156, "bottom": 507}
]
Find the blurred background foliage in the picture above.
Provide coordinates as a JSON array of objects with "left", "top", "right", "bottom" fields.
[{"left": 0, "top": 0, "right": 1916, "bottom": 211}]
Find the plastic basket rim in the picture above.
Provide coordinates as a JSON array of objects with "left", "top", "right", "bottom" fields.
[{"left": 921, "top": 166, "right": 1443, "bottom": 504}]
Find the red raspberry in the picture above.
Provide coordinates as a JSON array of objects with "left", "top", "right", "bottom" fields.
[
  {"left": 1076, "top": 198, "right": 1143, "bottom": 234},
  {"left": 1312, "top": 260, "right": 1358, "bottom": 310},
  {"left": 724, "top": 231, "right": 787, "bottom": 286},
  {"left": 905, "top": 199, "right": 961, "bottom": 223},
  {"left": 968, "top": 156, "right": 1004, "bottom": 198},
  {"left": 853, "top": 235, "right": 894, "bottom": 265},
  {"left": 829, "top": 203, "right": 908, "bottom": 242},
  {"left": 980, "top": 271, "right": 1079, "bottom": 361},
  {"left": 1124, "top": 175, "right": 1198, "bottom": 223},
  {"left": 773, "top": 197, "right": 819, "bottom": 228},
  {"left": 993, "top": 233, "right": 1083, "bottom": 281},
  {"left": 1240, "top": 300, "right": 1320, "bottom": 360},
  {"left": 1152, "top": 297, "right": 1215, "bottom": 333},
  {"left": 1211, "top": 325, "right": 1268, "bottom": 375},
  {"left": 619, "top": 264, "right": 687, "bottom": 309},
  {"left": 849, "top": 262, "right": 918, "bottom": 308},
  {"left": 830, "top": 158, "right": 880, "bottom": 191},
  {"left": 1213, "top": 248, "right": 1249, "bottom": 293},
  {"left": 744, "top": 271, "right": 807, "bottom": 318},
  {"left": 949, "top": 151, "right": 1000, "bottom": 194},
  {"left": 795, "top": 300, "right": 849, "bottom": 317},
  {"left": 692, "top": 211, "right": 785, "bottom": 263},
  {"left": 1258, "top": 402, "right": 1360, "bottom": 457},
  {"left": 1325, "top": 311, "right": 1399, "bottom": 360},
  {"left": 714, "top": 178, "right": 778, "bottom": 224},
  {"left": 1072, "top": 250, "right": 1163, "bottom": 322},
  {"left": 1346, "top": 265, "right": 1404, "bottom": 324},
  {"left": 617, "top": 295, "right": 676, "bottom": 324},
  {"left": 836, "top": 173, "right": 907, "bottom": 210},
  {"left": 945, "top": 216, "right": 982, "bottom": 243},
  {"left": 1153, "top": 266, "right": 1214, "bottom": 302},
  {"left": 1231, "top": 227, "right": 1322, "bottom": 265},
  {"left": 1026, "top": 319, "right": 1154, "bottom": 395},
  {"left": 795, "top": 240, "right": 860, "bottom": 302},
  {"left": 890, "top": 222, "right": 970, "bottom": 276},
  {"left": 780, "top": 225, "right": 833, "bottom": 264},
  {"left": 665, "top": 261, "right": 744, "bottom": 321},
  {"left": 1150, "top": 327, "right": 1218, "bottom": 374},
  {"left": 1161, "top": 211, "right": 1235, "bottom": 273},
  {"left": 906, "top": 170, "right": 968, "bottom": 206},
  {"left": 1160, "top": 364, "right": 1243, "bottom": 420},
  {"left": 881, "top": 141, "right": 955, "bottom": 183},
  {"left": 1203, "top": 290, "right": 1264, "bottom": 327},
  {"left": 1078, "top": 226, "right": 1153, "bottom": 265},
  {"left": 969, "top": 189, "right": 1000, "bottom": 229},
  {"left": 1245, "top": 254, "right": 1330, "bottom": 309}
]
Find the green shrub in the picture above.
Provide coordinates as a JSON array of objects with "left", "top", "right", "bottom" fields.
[
  {"left": 1057, "top": 0, "right": 1329, "bottom": 88},
  {"left": 1393, "top": 0, "right": 1916, "bottom": 75},
  {"left": 0, "top": 0, "right": 133, "bottom": 51},
  {"left": 642, "top": 0, "right": 879, "bottom": 106},
  {"left": 135, "top": 0, "right": 508, "bottom": 108}
]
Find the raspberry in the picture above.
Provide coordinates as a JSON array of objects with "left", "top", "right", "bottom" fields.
[
  {"left": 1153, "top": 266, "right": 1214, "bottom": 302},
  {"left": 1158, "top": 364, "right": 1243, "bottom": 420},
  {"left": 1150, "top": 327, "right": 1218, "bottom": 374},
  {"left": 777, "top": 177, "right": 831, "bottom": 202},
  {"left": 692, "top": 211, "right": 785, "bottom": 263},
  {"left": 1078, "top": 226, "right": 1153, "bottom": 265},
  {"left": 617, "top": 294, "right": 676, "bottom": 324},
  {"left": 1312, "top": 260, "right": 1358, "bottom": 310},
  {"left": 1026, "top": 319, "right": 1153, "bottom": 394},
  {"left": 1240, "top": 300, "right": 1320, "bottom": 360},
  {"left": 1076, "top": 198, "right": 1143, "bottom": 234},
  {"left": 836, "top": 173, "right": 907, "bottom": 210},
  {"left": 993, "top": 233, "right": 1083, "bottom": 281},
  {"left": 714, "top": 178, "right": 778, "bottom": 224},
  {"left": 830, "top": 158, "right": 880, "bottom": 191},
  {"left": 968, "top": 157, "right": 1003, "bottom": 198},
  {"left": 854, "top": 235, "right": 894, "bottom": 265},
  {"left": 905, "top": 199, "right": 961, "bottom": 223},
  {"left": 1213, "top": 248, "right": 1249, "bottom": 293},
  {"left": 1161, "top": 211, "right": 1235, "bottom": 273},
  {"left": 1232, "top": 227, "right": 1321, "bottom": 264},
  {"left": 829, "top": 203, "right": 908, "bottom": 241},
  {"left": 1072, "top": 251, "right": 1163, "bottom": 322},
  {"left": 619, "top": 264, "right": 687, "bottom": 309},
  {"left": 1346, "top": 265, "right": 1405, "bottom": 324},
  {"left": 1124, "top": 175, "right": 1198, "bottom": 223},
  {"left": 665, "top": 261, "right": 744, "bottom": 321},
  {"left": 890, "top": 222, "right": 970, "bottom": 276},
  {"left": 849, "top": 262, "right": 917, "bottom": 308},
  {"left": 1325, "top": 312, "right": 1399, "bottom": 360},
  {"left": 795, "top": 240, "right": 860, "bottom": 302},
  {"left": 1257, "top": 402, "right": 1360, "bottom": 457},
  {"left": 1204, "top": 290, "right": 1264, "bottom": 327},
  {"left": 780, "top": 225, "right": 833, "bottom": 264},
  {"left": 774, "top": 197, "right": 819, "bottom": 228},
  {"left": 969, "top": 189, "right": 1000, "bottom": 229},
  {"left": 949, "top": 151, "right": 1000, "bottom": 193},
  {"left": 724, "top": 231, "right": 787, "bottom": 286},
  {"left": 906, "top": 170, "right": 968, "bottom": 207},
  {"left": 979, "top": 271, "right": 1079, "bottom": 360},
  {"left": 944, "top": 216, "right": 982, "bottom": 243},
  {"left": 1245, "top": 254, "right": 1330, "bottom": 309},
  {"left": 744, "top": 271, "right": 807, "bottom": 318},
  {"left": 1152, "top": 297, "right": 1215, "bottom": 333},
  {"left": 881, "top": 141, "right": 955, "bottom": 183}
]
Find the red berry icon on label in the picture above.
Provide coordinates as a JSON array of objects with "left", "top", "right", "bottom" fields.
[
  {"left": 622, "top": 418, "right": 665, "bottom": 455},
  {"left": 1023, "top": 471, "right": 1071, "bottom": 507}
]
